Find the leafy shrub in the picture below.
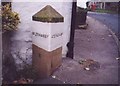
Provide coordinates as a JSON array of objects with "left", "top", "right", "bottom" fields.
[{"left": 2, "top": 4, "right": 20, "bottom": 32}]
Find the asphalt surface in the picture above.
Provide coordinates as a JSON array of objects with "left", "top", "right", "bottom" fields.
[
  {"left": 88, "top": 12, "right": 119, "bottom": 37},
  {"left": 52, "top": 16, "right": 118, "bottom": 84}
]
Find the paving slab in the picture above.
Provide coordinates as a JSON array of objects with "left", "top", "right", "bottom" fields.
[{"left": 52, "top": 16, "right": 118, "bottom": 84}]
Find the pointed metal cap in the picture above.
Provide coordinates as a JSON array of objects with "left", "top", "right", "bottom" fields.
[{"left": 32, "top": 5, "right": 64, "bottom": 23}]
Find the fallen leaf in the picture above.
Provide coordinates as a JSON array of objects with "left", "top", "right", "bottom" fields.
[
  {"left": 52, "top": 76, "right": 56, "bottom": 78},
  {"left": 113, "top": 32, "right": 115, "bottom": 34},
  {"left": 13, "top": 78, "right": 33, "bottom": 84},
  {"left": 13, "top": 80, "right": 18, "bottom": 84},
  {"left": 108, "top": 35, "right": 112, "bottom": 37},
  {"left": 79, "top": 60, "right": 84, "bottom": 64},
  {"left": 27, "top": 79, "right": 33, "bottom": 83},
  {"left": 84, "top": 67, "right": 90, "bottom": 71},
  {"left": 63, "top": 82, "right": 66, "bottom": 83},
  {"left": 102, "top": 38, "right": 105, "bottom": 40},
  {"left": 18, "top": 78, "right": 28, "bottom": 84},
  {"left": 91, "top": 31, "right": 94, "bottom": 33},
  {"left": 116, "top": 58, "right": 119, "bottom": 60},
  {"left": 88, "top": 39, "right": 90, "bottom": 42}
]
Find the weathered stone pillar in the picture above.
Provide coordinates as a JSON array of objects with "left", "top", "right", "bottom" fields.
[{"left": 32, "top": 5, "right": 64, "bottom": 78}]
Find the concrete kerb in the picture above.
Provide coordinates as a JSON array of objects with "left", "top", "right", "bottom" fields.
[
  {"left": 108, "top": 28, "right": 120, "bottom": 56},
  {"left": 108, "top": 29, "right": 118, "bottom": 46}
]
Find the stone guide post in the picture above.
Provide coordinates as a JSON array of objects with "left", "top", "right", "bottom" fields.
[{"left": 32, "top": 5, "right": 64, "bottom": 78}]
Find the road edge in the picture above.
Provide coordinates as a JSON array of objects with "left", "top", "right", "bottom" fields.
[{"left": 108, "top": 29, "right": 120, "bottom": 56}]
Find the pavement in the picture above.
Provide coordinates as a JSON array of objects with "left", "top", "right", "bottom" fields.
[{"left": 51, "top": 16, "right": 119, "bottom": 84}]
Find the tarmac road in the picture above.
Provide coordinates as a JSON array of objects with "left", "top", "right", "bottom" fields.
[{"left": 88, "top": 12, "right": 119, "bottom": 38}]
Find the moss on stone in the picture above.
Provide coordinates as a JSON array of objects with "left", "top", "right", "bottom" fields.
[{"left": 32, "top": 5, "right": 64, "bottom": 23}]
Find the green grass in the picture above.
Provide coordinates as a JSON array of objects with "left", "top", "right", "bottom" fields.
[{"left": 95, "top": 9, "right": 118, "bottom": 14}]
